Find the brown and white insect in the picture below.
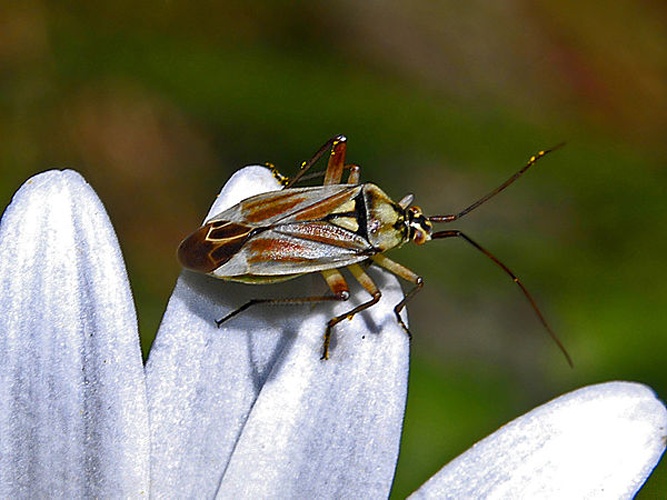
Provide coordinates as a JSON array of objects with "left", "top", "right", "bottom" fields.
[{"left": 178, "top": 135, "right": 570, "bottom": 363}]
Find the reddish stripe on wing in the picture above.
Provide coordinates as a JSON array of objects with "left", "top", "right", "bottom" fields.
[
  {"left": 290, "top": 188, "right": 357, "bottom": 222},
  {"left": 246, "top": 237, "right": 309, "bottom": 264},
  {"left": 242, "top": 190, "right": 308, "bottom": 223}
]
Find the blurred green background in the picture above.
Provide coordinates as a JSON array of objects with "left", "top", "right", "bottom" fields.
[{"left": 1, "top": 1, "right": 666, "bottom": 496}]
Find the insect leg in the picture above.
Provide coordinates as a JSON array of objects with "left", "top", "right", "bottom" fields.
[
  {"left": 285, "top": 163, "right": 360, "bottom": 185},
  {"left": 320, "top": 268, "right": 352, "bottom": 359},
  {"left": 322, "top": 264, "right": 382, "bottom": 359},
  {"left": 323, "top": 136, "right": 347, "bottom": 185},
  {"left": 371, "top": 254, "right": 422, "bottom": 335},
  {"left": 346, "top": 164, "right": 360, "bottom": 185},
  {"left": 215, "top": 273, "right": 348, "bottom": 329},
  {"left": 286, "top": 134, "right": 346, "bottom": 188}
]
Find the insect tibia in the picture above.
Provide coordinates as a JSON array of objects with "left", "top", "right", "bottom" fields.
[
  {"left": 287, "top": 134, "right": 347, "bottom": 188},
  {"left": 430, "top": 144, "right": 564, "bottom": 223},
  {"left": 322, "top": 287, "right": 381, "bottom": 360},
  {"left": 215, "top": 301, "right": 254, "bottom": 327}
]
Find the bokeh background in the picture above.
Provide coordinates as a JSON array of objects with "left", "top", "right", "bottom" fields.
[{"left": 1, "top": 1, "right": 666, "bottom": 496}]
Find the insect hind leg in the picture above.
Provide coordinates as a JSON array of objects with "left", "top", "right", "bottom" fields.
[
  {"left": 215, "top": 287, "right": 348, "bottom": 328},
  {"left": 286, "top": 134, "right": 347, "bottom": 188},
  {"left": 217, "top": 298, "right": 268, "bottom": 326},
  {"left": 284, "top": 163, "right": 360, "bottom": 185},
  {"left": 215, "top": 270, "right": 352, "bottom": 356}
]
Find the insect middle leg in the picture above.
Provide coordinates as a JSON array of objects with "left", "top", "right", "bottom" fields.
[
  {"left": 321, "top": 264, "right": 382, "bottom": 360},
  {"left": 371, "top": 254, "right": 424, "bottom": 336}
]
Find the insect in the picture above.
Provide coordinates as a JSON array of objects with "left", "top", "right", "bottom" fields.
[{"left": 178, "top": 135, "right": 571, "bottom": 364}]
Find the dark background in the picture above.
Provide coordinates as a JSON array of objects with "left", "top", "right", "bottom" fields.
[{"left": 1, "top": 2, "right": 666, "bottom": 496}]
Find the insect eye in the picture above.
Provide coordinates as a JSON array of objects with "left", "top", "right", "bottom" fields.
[{"left": 409, "top": 223, "right": 429, "bottom": 245}]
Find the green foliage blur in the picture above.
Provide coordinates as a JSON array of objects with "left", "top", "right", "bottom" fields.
[{"left": 1, "top": 1, "right": 666, "bottom": 496}]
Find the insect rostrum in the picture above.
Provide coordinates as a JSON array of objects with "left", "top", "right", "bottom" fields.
[{"left": 178, "top": 135, "right": 571, "bottom": 364}]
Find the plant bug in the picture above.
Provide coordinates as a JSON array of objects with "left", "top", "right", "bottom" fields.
[{"left": 178, "top": 135, "right": 571, "bottom": 365}]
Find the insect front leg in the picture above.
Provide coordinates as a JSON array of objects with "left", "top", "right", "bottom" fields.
[
  {"left": 371, "top": 254, "right": 424, "bottom": 336},
  {"left": 322, "top": 264, "right": 382, "bottom": 360}
]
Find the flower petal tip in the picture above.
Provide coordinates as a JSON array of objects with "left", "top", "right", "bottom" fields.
[{"left": 410, "top": 381, "right": 667, "bottom": 499}]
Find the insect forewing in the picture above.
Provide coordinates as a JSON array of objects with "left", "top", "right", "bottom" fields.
[
  {"left": 183, "top": 182, "right": 379, "bottom": 281},
  {"left": 207, "top": 185, "right": 359, "bottom": 227}
]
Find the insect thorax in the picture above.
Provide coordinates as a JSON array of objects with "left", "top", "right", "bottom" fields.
[{"left": 361, "top": 184, "right": 410, "bottom": 251}]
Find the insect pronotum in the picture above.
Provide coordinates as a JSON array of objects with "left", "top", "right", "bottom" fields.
[{"left": 178, "top": 135, "right": 571, "bottom": 365}]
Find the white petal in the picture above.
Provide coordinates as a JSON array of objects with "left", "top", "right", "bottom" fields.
[
  {"left": 0, "top": 170, "right": 149, "bottom": 497},
  {"left": 147, "top": 166, "right": 410, "bottom": 498},
  {"left": 410, "top": 381, "right": 667, "bottom": 499}
]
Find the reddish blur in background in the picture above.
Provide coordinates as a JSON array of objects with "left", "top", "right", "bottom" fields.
[{"left": 1, "top": 2, "right": 666, "bottom": 497}]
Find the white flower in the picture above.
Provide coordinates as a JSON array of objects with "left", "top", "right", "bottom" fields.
[
  {"left": 0, "top": 170, "right": 149, "bottom": 497},
  {"left": 0, "top": 167, "right": 665, "bottom": 498}
]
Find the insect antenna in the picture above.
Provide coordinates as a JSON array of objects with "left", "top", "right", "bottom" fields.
[
  {"left": 429, "top": 143, "right": 564, "bottom": 224},
  {"left": 424, "top": 144, "right": 571, "bottom": 366},
  {"left": 430, "top": 229, "right": 573, "bottom": 367}
]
